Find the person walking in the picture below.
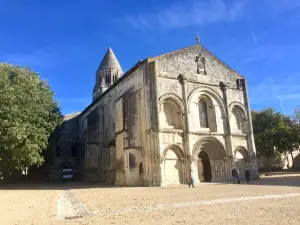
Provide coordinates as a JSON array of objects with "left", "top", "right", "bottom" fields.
[
  {"left": 188, "top": 169, "right": 195, "bottom": 188},
  {"left": 232, "top": 167, "right": 237, "bottom": 183},
  {"left": 236, "top": 168, "right": 240, "bottom": 184},
  {"left": 245, "top": 168, "right": 251, "bottom": 183}
]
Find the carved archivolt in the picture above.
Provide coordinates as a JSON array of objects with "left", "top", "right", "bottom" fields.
[
  {"left": 192, "top": 136, "right": 226, "bottom": 161},
  {"left": 229, "top": 102, "right": 248, "bottom": 134},
  {"left": 158, "top": 93, "right": 185, "bottom": 130},
  {"left": 229, "top": 102, "right": 248, "bottom": 119},
  {"left": 234, "top": 146, "right": 249, "bottom": 161},
  {"left": 158, "top": 93, "right": 185, "bottom": 113},
  {"left": 161, "top": 143, "right": 184, "bottom": 161},
  {"left": 187, "top": 86, "right": 226, "bottom": 117}
]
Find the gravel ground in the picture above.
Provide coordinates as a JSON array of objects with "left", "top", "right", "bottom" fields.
[{"left": 1, "top": 174, "right": 300, "bottom": 225}]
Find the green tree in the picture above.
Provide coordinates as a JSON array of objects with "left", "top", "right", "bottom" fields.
[
  {"left": 251, "top": 109, "right": 284, "bottom": 168},
  {"left": 275, "top": 118, "right": 300, "bottom": 168},
  {"left": 0, "top": 63, "right": 63, "bottom": 179}
]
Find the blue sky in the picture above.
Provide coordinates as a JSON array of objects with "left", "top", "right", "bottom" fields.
[{"left": 1, "top": 0, "right": 300, "bottom": 116}]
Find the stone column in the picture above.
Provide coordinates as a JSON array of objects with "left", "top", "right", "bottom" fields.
[
  {"left": 219, "top": 82, "right": 234, "bottom": 177},
  {"left": 178, "top": 74, "right": 191, "bottom": 184},
  {"left": 160, "top": 158, "right": 165, "bottom": 186},
  {"left": 146, "top": 60, "right": 160, "bottom": 186},
  {"left": 242, "top": 79, "right": 258, "bottom": 179},
  {"left": 115, "top": 98, "right": 125, "bottom": 186}
]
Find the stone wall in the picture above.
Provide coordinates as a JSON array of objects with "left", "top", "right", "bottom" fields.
[
  {"left": 58, "top": 44, "right": 259, "bottom": 186},
  {"left": 79, "top": 62, "right": 157, "bottom": 185},
  {"left": 258, "top": 150, "right": 300, "bottom": 171},
  {"left": 154, "top": 44, "right": 258, "bottom": 185},
  {"left": 46, "top": 113, "right": 80, "bottom": 181}
]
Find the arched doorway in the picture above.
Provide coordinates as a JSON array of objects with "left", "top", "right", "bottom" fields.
[
  {"left": 234, "top": 147, "right": 248, "bottom": 181},
  {"left": 163, "top": 146, "right": 183, "bottom": 185},
  {"left": 192, "top": 137, "right": 227, "bottom": 183},
  {"left": 106, "top": 139, "right": 116, "bottom": 184},
  {"left": 60, "top": 162, "right": 72, "bottom": 170},
  {"left": 197, "top": 151, "right": 212, "bottom": 182}
]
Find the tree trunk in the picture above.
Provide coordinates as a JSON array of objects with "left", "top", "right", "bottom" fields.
[
  {"left": 290, "top": 152, "right": 295, "bottom": 169},
  {"left": 286, "top": 153, "right": 290, "bottom": 169}
]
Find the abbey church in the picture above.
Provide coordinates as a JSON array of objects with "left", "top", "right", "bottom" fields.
[{"left": 47, "top": 40, "right": 258, "bottom": 186}]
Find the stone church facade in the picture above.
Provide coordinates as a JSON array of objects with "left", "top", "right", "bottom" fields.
[{"left": 48, "top": 42, "right": 258, "bottom": 186}]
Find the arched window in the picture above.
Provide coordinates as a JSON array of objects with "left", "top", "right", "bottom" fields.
[
  {"left": 231, "top": 106, "right": 245, "bottom": 132},
  {"left": 234, "top": 110, "right": 242, "bottom": 130},
  {"left": 159, "top": 99, "right": 182, "bottom": 129},
  {"left": 101, "top": 74, "right": 106, "bottom": 84},
  {"left": 113, "top": 74, "right": 118, "bottom": 83},
  {"left": 105, "top": 74, "right": 111, "bottom": 84},
  {"left": 199, "top": 100, "right": 209, "bottom": 128}
]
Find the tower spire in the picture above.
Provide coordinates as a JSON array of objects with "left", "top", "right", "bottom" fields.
[
  {"left": 98, "top": 48, "right": 122, "bottom": 71},
  {"left": 93, "top": 48, "right": 123, "bottom": 101}
]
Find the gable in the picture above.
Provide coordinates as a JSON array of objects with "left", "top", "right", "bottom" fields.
[{"left": 153, "top": 45, "right": 243, "bottom": 88}]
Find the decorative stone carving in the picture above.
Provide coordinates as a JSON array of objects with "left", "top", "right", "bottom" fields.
[
  {"left": 161, "top": 133, "right": 183, "bottom": 144},
  {"left": 195, "top": 53, "right": 207, "bottom": 75}
]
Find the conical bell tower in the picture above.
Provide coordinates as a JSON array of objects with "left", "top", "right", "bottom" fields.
[{"left": 93, "top": 48, "right": 123, "bottom": 101}]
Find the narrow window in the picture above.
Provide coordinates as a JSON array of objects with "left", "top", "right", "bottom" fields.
[{"left": 199, "top": 100, "right": 209, "bottom": 128}]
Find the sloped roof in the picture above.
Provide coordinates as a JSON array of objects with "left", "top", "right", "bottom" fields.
[
  {"left": 63, "top": 112, "right": 81, "bottom": 121},
  {"left": 97, "top": 48, "right": 122, "bottom": 71}
]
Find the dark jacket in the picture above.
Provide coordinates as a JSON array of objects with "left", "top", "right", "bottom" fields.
[
  {"left": 245, "top": 169, "right": 250, "bottom": 178},
  {"left": 232, "top": 169, "right": 236, "bottom": 176}
]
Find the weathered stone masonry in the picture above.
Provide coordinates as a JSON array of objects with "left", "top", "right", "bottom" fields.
[{"left": 48, "top": 43, "right": 258, "bottom": 185}]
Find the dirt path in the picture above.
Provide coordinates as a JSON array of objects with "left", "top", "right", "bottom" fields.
[
  {"left": 0, "top": 188, "right": 59, "bottom": 225},
  {"left": 0, "top": 175, "right": 299, "bottom": 225}
]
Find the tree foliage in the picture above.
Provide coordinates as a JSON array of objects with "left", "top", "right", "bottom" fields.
[
  {"left": 252, "top": 108, "right": 300, "bottom": 168},
  {"left": 0, "top": 63, "right": 63, "bottom": 177},
  {"left": 252, "top": 109, "right": 283, "bottom": 159}
]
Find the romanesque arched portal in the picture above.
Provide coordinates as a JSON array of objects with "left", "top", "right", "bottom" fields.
[
  {"left": 198, "top": 151, "right": 212, "bottom": 182},
  {"left": 192, "top": 137, "right": 227, "bottom": 183},
  {"left": 234, "top": 147, "right": 249, "bottom": 181}
]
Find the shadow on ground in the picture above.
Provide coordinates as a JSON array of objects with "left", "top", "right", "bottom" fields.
[
  {"left": 1, "top": 173, "right": 299, "bottom": 190},
  {"left": 238, "top": 174, "right": 300, "bottom": 187},
  {"left": 0, "top": 181, "right": 150, "bottom": 190}
]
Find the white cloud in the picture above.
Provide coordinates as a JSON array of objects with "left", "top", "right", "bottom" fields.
[
  {"left": 1, "top": 43, "right": 90, "bottom": 70},
  {"left": 125, "top": 0, "right": 246, "bottom": 30},
  {"left": 261, "top": 0, "right": 300, "bottom": 15},
  {"left": 4, "top": 48, "right": 55, "bottom": 69},
  {"left": 248, "top": 73, "right": 300, "bottom": 114},
  {"left": 124, "top": 0, "right": 300, "bottom": 31}
]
